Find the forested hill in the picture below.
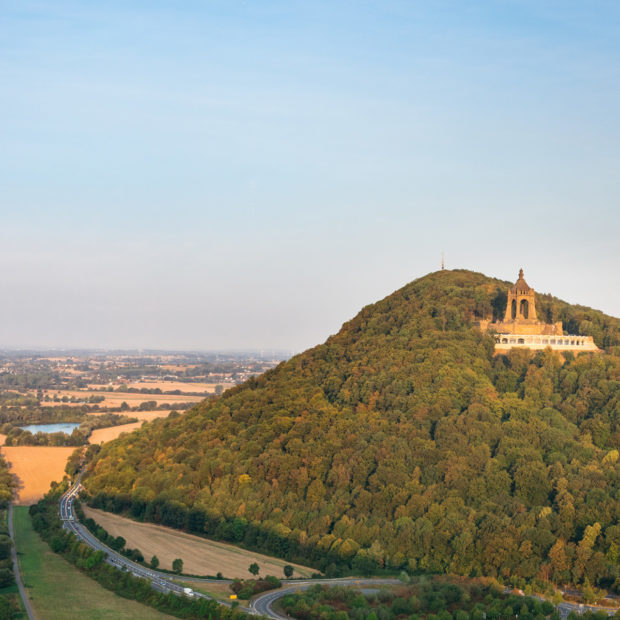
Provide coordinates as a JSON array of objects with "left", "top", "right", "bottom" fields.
[{"left": 83, "top": 270, "right": 620, "bottom": 591}]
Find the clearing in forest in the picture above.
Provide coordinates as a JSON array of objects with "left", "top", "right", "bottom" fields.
[
  {"left": 84, "top": 506, "right": 316, "bottom": 579},
  {"left": 2, "top": 447, "right": 75, "bottom": 505}
]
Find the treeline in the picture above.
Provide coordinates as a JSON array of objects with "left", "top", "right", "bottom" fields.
[
  {"left": 0, "top": 403, "right": 94, "bottom": 425},
  {"left": 111, "top": 386, "right": 212, "bottom": 397},
  {"left": 83, "top": 270, "right": 620, "bottom": 592},
  {"left": 230, "top": 576, "right": 281, "bottom": 600},
  {"left": 0, "top": 370, "right": 60, "bottom": 389},
  {"left": 88, "top": 491, "right": 367, "bottom": 576},
  {"left": 74, "top": 500, "right": 145, "bottom": 563},
  {"left": 29, "top": 486, "right": 250, "bottom": 620},
  {"left": 1, "top": 413, "right": 139, "bottom": 447},
  {"left": 0, "top": 457, "right": 16, "bottom": 509},
  {"left": 0, "top": 455, "right": 19, "bottom": 618},
  {"left": 281, "top": 579, "right": 561, "bottom": 620},
  {"left": 41, "top": 393, "right": 105, "bottom": 403},
  {"left": 0, "top": 513, "right": 18, "bottom": 619},
  {"left": 0, "top": 391, "right": 38, "bottom": 407},
  {"left": 0, "top": 399, "right": 194, "bottom": 430}
]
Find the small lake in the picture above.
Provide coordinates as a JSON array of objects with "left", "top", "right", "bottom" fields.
[{"left": 19, "top": 423, "right": 81, "bottom": 435}]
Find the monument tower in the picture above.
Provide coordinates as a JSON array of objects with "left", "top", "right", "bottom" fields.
[
  {"left": 482, "top": 269, "right": 598, "bottom": 353},
  {"left": 505, "top": 268, "right": 537, "bottom": 322}
]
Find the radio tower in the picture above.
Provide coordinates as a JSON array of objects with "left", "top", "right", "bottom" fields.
[{"left": 441, "top": 252, "right": 445, "bottom": 270}]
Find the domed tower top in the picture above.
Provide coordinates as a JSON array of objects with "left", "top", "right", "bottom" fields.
[
  {"left": 504, "top": 268, "right": 537, "bottom": 321},
  {"left": 511, "top": 268, "right": 532, "bottom": 294}
]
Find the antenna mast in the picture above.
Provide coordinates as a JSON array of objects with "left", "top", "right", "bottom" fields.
[{"left": 441, "top": 252, "right": 445, "bottom": 271}]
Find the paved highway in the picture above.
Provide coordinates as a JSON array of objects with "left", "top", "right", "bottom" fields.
[
  {"left": 60, "top": 478, "right": 619, "bottom": 620},
  {"left": 59, "top": 479, "right": 239, "bottom": 609},
  {"left": 59, "top": 479, "right": 404, "bottom": 619}
]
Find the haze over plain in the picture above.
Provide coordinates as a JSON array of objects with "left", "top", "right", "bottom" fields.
[{"left": 1, "top": 1, "right": 619, "bottom": 351}]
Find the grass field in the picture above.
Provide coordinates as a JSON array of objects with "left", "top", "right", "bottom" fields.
[
  {"left": 84, "top": 506, "right": 316, "bottom": 579},
  {"left": 2, "top": 447, "right": 75, "bottom": 505},
  {"left": 12, "top": 506, "right": 174, "bottom": 620}
]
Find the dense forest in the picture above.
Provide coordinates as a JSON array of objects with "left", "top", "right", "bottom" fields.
[
  {"left": 83, "top": 270, "right": 620, "bottom": 592},
  {"left": 280, "top": 579, "right": 561, "bottom": 620}
]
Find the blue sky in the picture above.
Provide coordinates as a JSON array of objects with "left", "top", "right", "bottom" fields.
[{"left": 1, "top": 1, "right": 619, "bottom": 350}]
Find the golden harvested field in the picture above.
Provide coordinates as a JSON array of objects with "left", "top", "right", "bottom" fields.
[
  {"left": 89, "top": 421, "right": 144, "bottom": 444},
  {"left": 39, "top": 389, "right": 204, "bottom": 408},
  {"left": 87, "top": 409, "right": 172, "bottom": 421},
  {"left": 2, "top": 446, "right": 75, "bottom": 504},
  {"left": 83, "top": 507, "right": 315, "bottom": 579},
  {"left": 115, "top": 380, "right": 234, "bottom": 394},
  {"left": 89, "top": 409, "right": 182, "bottom": 443}
]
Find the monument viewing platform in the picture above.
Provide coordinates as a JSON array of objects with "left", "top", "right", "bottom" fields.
[
  {"left": 480, "top": 269, "right": 599, "bottom": 353},
  {"left": 494, "top": 333, "right": 599, "bottom": 353}
]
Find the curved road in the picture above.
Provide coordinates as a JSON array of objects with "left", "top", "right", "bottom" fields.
[
  {"left": 249, "top": 580, "right": 620, "bottom": 620},
  {"left": 251, "top": 579, "right": 400, "bottom": 619},
  {"left": 60, "top": 478, "right": 619, "bottom": 620},
  {"left": 9, "top": 503, "right": 37, "bottom": 619},
  {"left": 60, "top": 480, "right": 237, "bottom": 607}
]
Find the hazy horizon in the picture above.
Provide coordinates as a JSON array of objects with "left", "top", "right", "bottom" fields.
[{"left": 2, "top": 1, "right": 619, "bottom": 351}]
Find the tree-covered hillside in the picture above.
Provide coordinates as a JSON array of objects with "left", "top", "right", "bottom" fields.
[{"left": 83, "top": 270, "right": 620, "bottom": 591}]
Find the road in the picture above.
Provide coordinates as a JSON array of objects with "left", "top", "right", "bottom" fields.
[
  {"left": 59, "top": 479, "right": 237, "bottom": 608},
  {"left": 59, "top": 478, "right": 404, "bottom": 619},
  {"left": 59, "top": 478, "right": 619, "bottom": 620},
  {"left": 8, "top": 503, "right": 37, "bottom": 620},
  {"left": 249, "top": 581, "right": 620, "bottom": 620},
  {"left": 556, "top": 601, "right": 618, "bottom": 619},
  {"left": 250, "top": 579, "right": 400, "bottom": 619}
]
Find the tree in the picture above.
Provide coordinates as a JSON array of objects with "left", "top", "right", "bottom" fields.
[
  {"left": 150, "top": 555, "right": 159, "bottom": 569},
  {"left": 283, "top": 565, "right": 294, "bottom": 579},
  {"left": 172, "top": 558, "right": 183, "bottom": 574},
  {"left": 249, "top": 562, "right": 259, "bottom": 577}
]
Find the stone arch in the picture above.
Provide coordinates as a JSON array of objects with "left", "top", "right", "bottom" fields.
[
  {"left": 520, "top": 299, "right": 529, "bottom": 319},
  {"left": 511, "top": 299, "right": 517, "bottom": 319}
]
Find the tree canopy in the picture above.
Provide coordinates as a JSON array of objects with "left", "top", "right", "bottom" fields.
[{"left": 82, "top": 269, "right": 620, "bottom": 591}]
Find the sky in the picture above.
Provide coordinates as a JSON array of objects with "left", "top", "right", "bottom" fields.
[{"left": 1, "top": 0, "right": 619, "bottom": 352}]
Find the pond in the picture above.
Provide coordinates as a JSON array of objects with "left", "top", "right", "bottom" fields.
[{"left": 19, "top": 423, "right": 81, "bottom": 435}]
